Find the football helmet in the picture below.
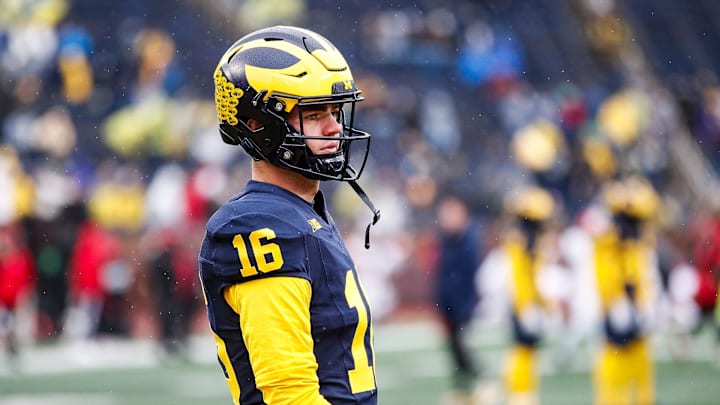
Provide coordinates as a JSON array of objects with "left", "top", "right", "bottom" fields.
[
  {"left": 213, "top": 25, "right": 370, "bottom": 181},
  {"left": 503, "top": 185, "right": 555, "bottom": 250},
  {"left": 504, "top": 185, "right": 555, "bottom": 222},
  {"left": 602, "top": 175, "right": 658, "bottom": 220}
]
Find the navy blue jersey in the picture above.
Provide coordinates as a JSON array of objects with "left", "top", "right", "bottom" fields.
[
  {"left": 437, "top": 223, "right": 480, "bottom": 326},
  {"left": 199, "top": 181, "right": 377, "bottom": 404}
]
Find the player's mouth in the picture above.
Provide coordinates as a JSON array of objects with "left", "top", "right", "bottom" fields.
[{"left": 318, "top": 142, "right": 340, "bottom": 154}]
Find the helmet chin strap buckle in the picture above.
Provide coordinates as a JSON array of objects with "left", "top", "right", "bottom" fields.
[{"left": 347, "top": 176, "right": 381, "bottom": 249}]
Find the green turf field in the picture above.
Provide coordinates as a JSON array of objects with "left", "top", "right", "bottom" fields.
[
  {"left": 2, "top": 359, "right": 719, "bottom": 404},
  {"left": 1, "top": 320, "right": 719, "bottom": 404}
]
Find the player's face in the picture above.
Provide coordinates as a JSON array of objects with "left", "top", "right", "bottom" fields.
[{"left": 288, "top": 104, "right": 342, "bottom": 156}]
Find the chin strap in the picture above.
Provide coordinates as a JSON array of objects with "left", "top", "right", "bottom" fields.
[{"left": 348, "top": 179, "right": 381, "bottom": 249}]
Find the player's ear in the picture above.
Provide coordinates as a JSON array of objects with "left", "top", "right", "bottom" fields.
[{"left": 246, "top": 118, "right": 262, "bottom": 131}]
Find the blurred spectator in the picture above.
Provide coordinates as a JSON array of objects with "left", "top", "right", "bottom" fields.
[
  {"left": 433, "top": 195, "right": 483, "bottom": 403},
  {"left": 684, "top": 209, "right": 720, "bottom": 361},
  {"left": 65, "top": 218, "right": 125, "bottom": 339},
  {"left": 510, "top": 118, "right": 570, "bottom": 192},
  {"left": 456, "top": 20, "right": 523, "bottom": 91},
  {"left": 144, "top": 228, "right": 199, "bottom": 359},
  {"left": 691, "top": 212, "right": 720, "bottom": 322},
  {"left": 553, "top": 205, "right": 605, "bottom": 368},
  {"left": 64, "top": 165, "right": 144, "bottom": 339},
  {"left": 23, "top": 164, "right": 85, "bottom": 341},
  {"left": 141, "top": 163, "right": 204, "bottom": 357},
  {"left": 696, "top": 85, "right": 720, "bottom": 170}
]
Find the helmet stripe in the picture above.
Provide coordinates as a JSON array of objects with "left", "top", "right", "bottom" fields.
[
  {"left": 235, "top": 26, "right": 309, "bottom": 50},
  {"left": 293, "top": 27, "right": 336, "bottom": 52}
]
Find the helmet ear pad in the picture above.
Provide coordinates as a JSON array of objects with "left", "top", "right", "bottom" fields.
[{"left": 218, "top": 85, "right": 293, "bottom": 162}]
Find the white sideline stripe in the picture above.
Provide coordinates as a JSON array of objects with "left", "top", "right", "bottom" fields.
[{"left": 0, "top": 319, "right": 716, "bottom": 377}]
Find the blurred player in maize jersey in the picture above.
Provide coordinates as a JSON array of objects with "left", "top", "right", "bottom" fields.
[
  {"left": 500, "top": 185, "right": 557, "bottom": 405},
  {"left": 199, "top": 26, "right": 380, "bottom": 404},
  {"left": 592, "top": 175, "right": 661, "bottom": 405}
]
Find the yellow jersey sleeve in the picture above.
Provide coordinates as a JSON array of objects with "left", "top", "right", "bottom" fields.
[{"left": 224, "top": 277, "right": 332, "bottom": 405}]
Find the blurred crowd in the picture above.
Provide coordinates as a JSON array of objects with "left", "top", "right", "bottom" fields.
[{"left": 1, "top": 0, "right": 720, "bottom": 392}]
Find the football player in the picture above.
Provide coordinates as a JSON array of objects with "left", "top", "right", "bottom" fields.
[
  {"left": 199, "top": 26, "right": 380, "bottom": 405},
  {"left": 592, "top": 175, "right": 660, "bottom": 405},
  {"left": 434, "top": 195, "right": 482, "bottom": 402},
  {"left": 501, "top": 185, "right": 556, "bottom": 405}
]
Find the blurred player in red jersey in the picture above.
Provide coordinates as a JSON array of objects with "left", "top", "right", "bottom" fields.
[
  {"left": 0, "top": 223, "right": 35, "bottom": 357},
  {"left": 689, "top": 210, "right": 720, "bottom": 360}
]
